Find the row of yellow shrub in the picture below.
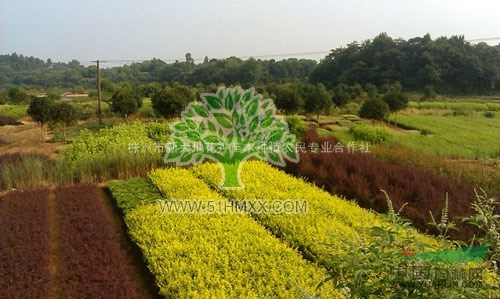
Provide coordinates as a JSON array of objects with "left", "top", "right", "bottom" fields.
[
  {"left": 110, "top": 169, "right": 342, "bottom": 298},
  {"left": 191, "top": 161, "right": 444, "bottom": 262}
]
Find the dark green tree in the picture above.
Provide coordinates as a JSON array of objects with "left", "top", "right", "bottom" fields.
[
  {"left": 422, "top": 85, "right": 437, "bottom": 100},
  {"left": 382, "top": 92, "right": 408, "bottom": 126},
  {"left": 303, "top": 83, "right": 332, "bottom": 125},
  {"left": 332, "top": 84, "right": 352, "bottom": 107},
  {"left": 185, "top": 53, "right": 195, "bottom": 64},
  {"left": 364, "top": 83, "right": 378, "bottom": 98},
  {"left": 151, "top": 83, "right": 192, "bottom": 119},
  {"left": 27, "top": 97, "right": 54, "bottom": 140},
  {"left": 359, "top": 98, "right": 390, "bottom": 125},
  {"left": 46, "top": 88, "right": 61, "bottom": 101},
  {"left": 0, "top": 90, "right": 6, "bottom": 105},
  {"left": 110, "top": 87, "right": 140, "bottom": 119},
  {"left": 7, "top": 87, "right": 30, "bottom": 104},
  {"left": 273, "top": 83, "right": 303, "bottom": 114},
  {"left": 51, "top": 102, "right": 77, "bottom": 142}
]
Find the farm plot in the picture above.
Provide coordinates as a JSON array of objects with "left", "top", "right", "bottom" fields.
[
  {"left": 0, "top": 185, "right": 156, "bottom": 298},
  {"left": 191, "top": 161, "right": 444, "bottom": 264},
  {"left": 0, "top": 189, "right": 51, "bottom": 298},
  {"left": 108, "top": 170, "right": 341, "bottom": 298},
  {"left": 389, "top": 113, "right": 500, "bottom": 159},
  {"left": 285, "top": 129, "right": 478, "bottom": 240}
]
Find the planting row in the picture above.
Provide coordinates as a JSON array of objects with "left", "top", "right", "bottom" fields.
[
  {"left": 285, "top": 129, "right": 477, "bottom": 240},
  {"left": 0, "top": 189, "right": 51, "bottom": 298},
  {"left": 108, "top": 170, "right": 341, "bottom": 298},
  {"left": 53, "top": 184, "right": 139, "bottom": 298},
  {"left": 191, "top": 161, "right": 443, "bottom": 263},
  {"left": 0, "top": 185, "right": 147, "bottom": 298}
]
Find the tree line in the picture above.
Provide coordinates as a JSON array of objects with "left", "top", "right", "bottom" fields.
[
  {"left": 311, "top": 33, "right": 500, "bottom": 95},
  {"left": 1, "top": 33, "right": 498, "bottom": 96},
  {"left": 0, "top": 54, "right": 316, "bottom": 92}
]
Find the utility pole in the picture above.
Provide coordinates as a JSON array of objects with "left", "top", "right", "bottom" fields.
[{"left": 96, "top": 60, "right": 102, "bottom": 125}]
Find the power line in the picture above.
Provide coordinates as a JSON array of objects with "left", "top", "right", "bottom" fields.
[
  {"left": 466, "top": 37, "right": 500, "bottom": 42},
  {"left": 82, "top": 50, "right": 329, "bottom": 64},
  {"left": 81, "top": 36, "right": 499, "bottom": 65}
]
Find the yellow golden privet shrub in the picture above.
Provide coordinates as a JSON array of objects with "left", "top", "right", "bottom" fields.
[
  {"left": 112, "top": 168, "right": 342, "bottom": 298},
  {"left": 191, "top": 161, "right": 444, "bottom": 262}
]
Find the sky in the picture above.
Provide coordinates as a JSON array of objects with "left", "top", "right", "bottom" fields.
[{"left": 1, "top": 0, "right": 499, "bottom": 65}]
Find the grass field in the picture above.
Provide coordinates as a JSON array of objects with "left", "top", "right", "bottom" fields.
[{"left": 390, "top": 113, "right": 500, "bottom": 159}]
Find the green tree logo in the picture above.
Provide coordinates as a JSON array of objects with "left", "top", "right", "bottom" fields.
[{"left": 164, "top": 86, "right": 299, "bottom": 189}]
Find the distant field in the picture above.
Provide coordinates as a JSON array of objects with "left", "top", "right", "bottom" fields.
[
  {"left": 391, "top": 113, "right": 500, "bottom": 159},
  {"left": 408, "top": 100, "right": 500, "bottom": 111}
]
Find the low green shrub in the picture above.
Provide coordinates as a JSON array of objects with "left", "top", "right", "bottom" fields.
[
  {"left": 107, "top": 178, "right": 163, "bottom": 213},
  {"left": 349, "top": 124, "right": 392, "bottom": 144},
  {"left": 321, "top": 196, "right": 499, "bottom": 298},
  {"left": 0, "top": 104, "right": 28, "bottom": 119},
  {"left": 285, "top": 114, "right": 308, "bottom": 137},
  {"left": 340, "top": 103, "right": 360, "bottom": 115},
  {"left": 452, "top": 107, "right": 472, "bottom": 116},
  {"left": 484, "top": 111, "right": 495, "bottom": 118}
]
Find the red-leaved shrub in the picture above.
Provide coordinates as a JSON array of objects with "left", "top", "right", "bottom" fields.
[{"left": 285, "top": 128, "right": 477, "bottom": 240}]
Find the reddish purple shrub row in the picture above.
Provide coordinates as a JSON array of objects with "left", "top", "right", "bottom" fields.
[
  {"left": 0, "top": 185, "right": 144, "bottom": 297},
  {"left": 54, "top": 184, "right": 138, "bottom": 298},
  {"left": 0, "top": 189, "right": 51, "bottom": 298},
  {"left": 285, "top": 129, "right": 477, "bottom": 240}
]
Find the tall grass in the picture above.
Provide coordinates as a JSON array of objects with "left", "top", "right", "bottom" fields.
[
  {"left": 1, "top": 122, "right": 170, "bottom": 190},
  {"left": 70, "top": 150, "right": 162, "bottom": 183},
  {"left": 1, "top": 154, "right": 46, "bottom": 189},
  {"left": 0, "top": 151, "right": 164, "bottom": 191}
]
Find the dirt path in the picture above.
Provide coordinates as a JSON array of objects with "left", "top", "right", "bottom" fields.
[
  {"left": 0, "top": 121, "right": 64, "bottom": 157},
  {"left": 47, "top": 188, "right": 63, "bottom": 298}
]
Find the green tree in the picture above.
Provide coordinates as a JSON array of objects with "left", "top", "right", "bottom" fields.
[
  {"left": 51, "top": 102, "right": 77, "bottom": 142},
  {"left": 422, "top": 84, "right": 437, "bottom": 100},
  {"left": 7, "top": 87, "right": 30, "bottom": 104},
  {"left": 382, "top": 92, "right": 408, "bottom": 126},
  {"left": 303, "top": 83, "right": 332, "bottom": 125},
  {"left": 273, "top": 83, "right": 303, "bottom": 114},
  {"left": 46, "top": 88, "right": 61, "bottom": 101},
  {"left": 151, "top": 83, "right": 193, "bottom": 119},
  {"left": 332, "top": 84, "right": 351, "bottom": 107},
  {"left": 110, "top": 87, "right": 140, "bottom": 119},
  {"left": 27, "top": 97, "right": 54, "bottom": 140},
  {"left": 0, "top": 90, "right": 6, "bottom": 105},
  {"left": 364, "top": 83, "right": 378, "bottom": 98},
  {"left": 359, "top": 98, "right": 389, "bottom": 125},
  {"left": 165, "top": 86, "right": 298, "bottom": 189}
]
